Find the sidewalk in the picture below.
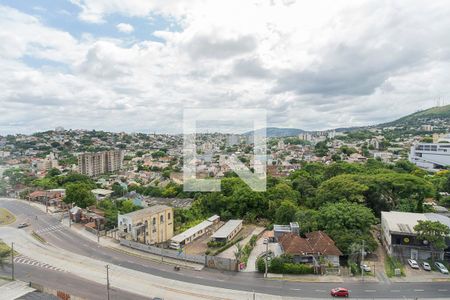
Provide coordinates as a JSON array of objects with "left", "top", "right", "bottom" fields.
[
  {"left": 267, "top": 274, "right": 344, "bottom": 283},
  {"left": 60, "top": 218, "right": 204, "bottom": 271},
  {"left": 0, "top": 279, "right": 35, "bottom": 300}
]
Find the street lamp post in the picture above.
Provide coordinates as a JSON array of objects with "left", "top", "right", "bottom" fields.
[
  {"left": 106, "top": 264, "right": 110, "bottom": 300},
  {"left": 263, "top": 238, "right": 269, "bottom": 278},
  {"left": 11, "top": 242, "right": 14, "bottom": 280}
]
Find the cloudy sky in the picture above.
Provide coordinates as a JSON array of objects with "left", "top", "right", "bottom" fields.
[{"left": 1, "top": 0, "right": 450, "bottom": 134}]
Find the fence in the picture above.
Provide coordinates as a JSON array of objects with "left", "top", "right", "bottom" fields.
[
  {"left": 119, "top": 239, "right": 238, "bottom": 271},
  {"left": 30, "top": 282, "right": 86, "bottom": 300}
]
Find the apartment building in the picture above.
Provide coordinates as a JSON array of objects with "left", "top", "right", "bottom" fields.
[
  {"left": 118, "top": 205, "right": 174, "bottom": 245},
  {"left": 78, "top": 150, "right": 123, "bottom": 177}
]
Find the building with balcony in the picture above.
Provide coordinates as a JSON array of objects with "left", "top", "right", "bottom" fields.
[
  {"left": 77, "top": 150, "right": 123, "bottom": 177},
  {"left": 118, "top": 205, "right": 173, "bottom": 245},
  {"left": 409, "top": 143, "right": 450, "bottom": 171}
]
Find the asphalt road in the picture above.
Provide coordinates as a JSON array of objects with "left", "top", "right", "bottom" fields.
[
  {"left": 1, "top": 198, "right": 450, "bottom": 299},
  {"left": 0, "top": 264, "right": 151, "bottom": 300}
]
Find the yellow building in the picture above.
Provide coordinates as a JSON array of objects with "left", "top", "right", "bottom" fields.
[{"left": 118, "top": 205, "right": 173, "bottom": 245}]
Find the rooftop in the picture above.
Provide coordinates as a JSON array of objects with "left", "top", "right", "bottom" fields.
[
  {"left": 211, "top": 219, "right": 242, "bottom": 239},
  {"left": 382, "top": 211, "right": 450, "bottom": 234},
  {"left": 171, "top": 219, "right": 214, "bottom": 243},
  {"left": 120, "top": 205, "right": 171, "bottom": 219},
  {"left": 91, "top": 189, "right": 113, "bottom": 195}
]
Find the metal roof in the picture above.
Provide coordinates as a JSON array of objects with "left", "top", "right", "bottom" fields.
[
  {"left": 211, "top": 219, "right": 243, "bottom": 239},
  {"left": 382, "top": 211, "right": 450, "bottom": 234},
  {"left": 171, "top": 219, "right": 213, "bottom": 243}
]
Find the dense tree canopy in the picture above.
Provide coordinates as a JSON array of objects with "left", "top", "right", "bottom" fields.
[{"left": 64, "top": 182, "right": 96, "bottom": 208}]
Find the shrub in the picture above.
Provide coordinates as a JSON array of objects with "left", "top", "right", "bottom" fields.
[
  {"left": 256, "top": 257, "right": 314, "bottom": 274},
  {"left": 385, "top": 256, "right": 405, "bottom": 277},
  {"left": 207, "top": 241, "right": 226, "bottom": 248}
]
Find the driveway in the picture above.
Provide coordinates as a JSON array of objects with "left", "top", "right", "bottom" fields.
[{"left": 243, "top": 236, "right": 282, "bottom": 272}]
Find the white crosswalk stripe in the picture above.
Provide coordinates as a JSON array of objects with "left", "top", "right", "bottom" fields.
[
  {"left": 35, "top": 224, "right": 65, "bottom": 234},
  {"left": 14, "top": 255, "right": 65, "bottom": 272}
]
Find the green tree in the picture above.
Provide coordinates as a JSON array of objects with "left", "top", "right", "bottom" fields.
[
  {"left": 414, "top": 220, "right": 450, "bottom": 261},
  {"left": 46, "top": 168, "right": 61, "bottom": 178},
  {"left": 112, "top": 182, "right": 126, "bottom": 197},
  {"left": 64, "top": 182, "right": 96, "bottom": 208},
  {"left": 275, "top": 200, "right": 298, "bottom": 224},
  {"left": 315, "top": 175, "right": 368, "bottom": 207},
  {"left": 0, "top": 243, "right": 11, "bottom": 269},
  {"left": 316, "top": 201, "right": 377, "bottom": 253}
]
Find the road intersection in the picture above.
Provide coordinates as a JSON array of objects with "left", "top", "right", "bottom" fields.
[{"left": 0, "top": 198, "right": 449, "bottom": 299}]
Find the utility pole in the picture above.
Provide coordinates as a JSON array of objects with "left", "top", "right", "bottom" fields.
[
  {"left": 106, "top": 265, "right": 110, "bottom": 300},
  {"left": 96, "top": 219, "right": 100, "bottom": 243},
  {"left": 264, "top": 238, "right": 269, "bottom": 278},
  {"left": 361, "top": 240, "right": 365, "bottom": 283},
  {"left": 11, "top": 242, "right": 14, "bottom": 280},
  {"left": 68, "top": 207, "right": 71, "bottom": 228}
]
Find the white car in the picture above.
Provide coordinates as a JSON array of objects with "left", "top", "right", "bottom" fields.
[
  {"left": 422, "top": 261, "right": 431, "bottom": 271},
  {"left": 435, "top": 262, "right": 449, "bottom": 274},
  {"left": 360, "top": 264, "right": 371, "bottom": 272},
  {"left": 421, "top": 262, "right": 431, "bottom": 271},
  {"left": 407, "top": 259, "right": 419, "bottom": 269}
]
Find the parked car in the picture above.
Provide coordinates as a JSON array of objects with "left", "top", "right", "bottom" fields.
[
  {"left": 421, "top": 262, "right": 431, "bottom": 271},
  {"left": 17, "top": 222, "right": 29, "bottom": 229},
  {"left": 360, "top": 264, "right": 371, "bottom": 272},
  {"left": 435, "top": 262, "right": 449, "bottom": 274},
  {"left": 407, "top": 259, "right": 419, "bottom": 269},
  {"left": 330, "top": 287, "right": 349, "bottom": 297}
]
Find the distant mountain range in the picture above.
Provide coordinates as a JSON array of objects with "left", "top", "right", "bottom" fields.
[
  {"left": 243, "top": 127, "right": 305, "bottom": 138},
  {"left": 244, "top": 105, "right": 450, "bottom": 137},
  {"left": 379, "top": 104, "right": 450, "bottom": 127}
]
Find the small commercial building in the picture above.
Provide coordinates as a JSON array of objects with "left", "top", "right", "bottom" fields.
[
  {"left": 381, "top": 211, "right": 450, "bottom": 261},
  {"left": 169, "top": 215, "right": 220, "bottom": 249},
  {"left": 118, "top": 205, "right": 173, "bottom": 245},
  {"left": 211, "top": 219, "right": 243, "bottom": 243}
]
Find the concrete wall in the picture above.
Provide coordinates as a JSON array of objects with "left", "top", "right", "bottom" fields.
[
  {"left": 30, "top": 282, "right": 86, "bottom": 300},
  {"left": 120, "top": 239, "right": 238, "bottom": 271}
]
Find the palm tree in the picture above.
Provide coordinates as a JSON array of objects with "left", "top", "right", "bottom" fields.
[{"left": 234, "top": 243, "right": 243, "bottom": 262}]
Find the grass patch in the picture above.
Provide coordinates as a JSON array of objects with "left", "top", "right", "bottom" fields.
[
  {"left": 0, "top": 240, "right": 18, "bottom": 256},
  {"left": 31, "top": 231, "right": 47, "bottom": 244},
  {"left": 0, "top": 208, "right": 15, "bottom": 226},
  {"left": 385, "top": 256, "right": 405, "bottom": 277}
]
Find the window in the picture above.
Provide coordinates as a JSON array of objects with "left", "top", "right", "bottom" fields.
[
  {"left": 168, "top": 212, "right": 171, "bottom": 220},
  {"left": 160, "top": 215, "right": 164, "bottom": 223},
  {"left": 152, "top": 218, "right": 156, "bottom": 225}
]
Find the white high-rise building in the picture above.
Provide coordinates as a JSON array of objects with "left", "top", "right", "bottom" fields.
[{"left": 409, "top": 143, "right": 450, "bottom": 171}]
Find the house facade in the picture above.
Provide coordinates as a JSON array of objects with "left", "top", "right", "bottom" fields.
[
  {"left": 118, "top": 205, "right": 173, "bottom": 245},
  {"left": 278, "top": 231, "right": 342, "bottom": 267}
]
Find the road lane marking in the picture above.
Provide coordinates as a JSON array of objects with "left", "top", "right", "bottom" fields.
[
  {"left": 414, "top": 289, "right": 424, "bottom": 292},
  {"left": 438, "top": 289, "right": 448, "bottom": 292},
  {"left": 365, "top": 290, "right": 376, "bottom": 292},
  {"left": 290, "top": 288, "right": 301, "bottom": 291},
  {"left": 390, "top": 290, "right": 401, "bottom": 292},
  {"left": 315, "top": 290, "right": 326, "bottom": 292}
]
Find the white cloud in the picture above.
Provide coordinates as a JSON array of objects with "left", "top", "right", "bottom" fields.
[
  {"left": 116, "top": 23, "right": 134, "bottom": 33},
  {"left": 2, "top": 1, "right": 450, "bottom": 134}
]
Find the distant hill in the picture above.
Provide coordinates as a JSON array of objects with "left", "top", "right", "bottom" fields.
[
  {"left": 379, "top": 105, "right": 450, "bottom": 127},
  {"left": 243, "top": 127, "right": 305, "bottom": 137}
]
